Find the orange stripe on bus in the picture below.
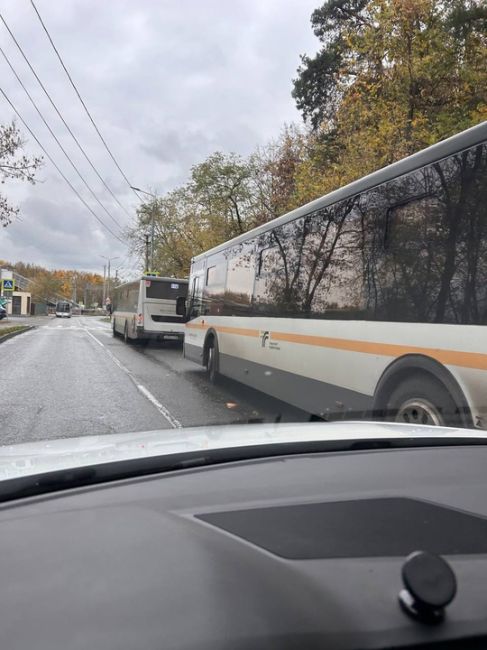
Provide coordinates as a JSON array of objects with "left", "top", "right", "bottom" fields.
[
  {"left": 186, "top": 322, "right": 259, "bottom": 337},
  {"left": 186, "top": 323, "right": 207, "bottom": 330},
  {"left": 216, "top": 325, "right": 260, "bottom": 338},
  {"left": 271, "top": 332, "right": 487, "bottom": 371},
  {"left": 185, "top": 322, "right": 487, "bottom": 370}
]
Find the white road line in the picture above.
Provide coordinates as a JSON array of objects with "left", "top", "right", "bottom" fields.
[
  {"left": 136, "top": 384, "right": 182, "bottom": 429},
  {"left": 81, "top": 325, "right": 182, "bottom": 429}
]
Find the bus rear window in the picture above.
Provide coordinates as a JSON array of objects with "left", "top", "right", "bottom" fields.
[{"left": 145, "top": 281, "right": 187, "bottom": 300}]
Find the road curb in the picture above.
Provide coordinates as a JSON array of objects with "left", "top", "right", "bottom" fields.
[{"left": 0, "top": 325, "right": 35, "bottom": 344}]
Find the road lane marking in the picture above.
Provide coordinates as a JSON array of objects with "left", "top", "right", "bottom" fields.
[
  {"left": 135, "top": 385, "right": 182, "bottom": 429},
  {"left": 81, "top": 326, "right": 182, "bottom": 429}
]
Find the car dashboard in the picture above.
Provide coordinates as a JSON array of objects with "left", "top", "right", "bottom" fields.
[{"left": 1, "top": 444, "right": 487, "bottom": 649}]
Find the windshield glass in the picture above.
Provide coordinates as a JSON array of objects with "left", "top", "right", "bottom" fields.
[
  {"left": 145, "top": 280, "right": 187, "bottom": 300},
  {"left": 0, "top": 0, "right": 486, "bottom": 454}
]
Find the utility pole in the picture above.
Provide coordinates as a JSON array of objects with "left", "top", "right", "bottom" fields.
[
  {"left": 150, "top": 207, "right": 155, "bottom": 271},
  {"left": 145, "top": 233, "right": 150, "bottom": 272},
  {"left": 131, "top": 186, "right": 157, "bottom": 273},
  {"left": 102, "top": 264, "right": 106, "bottom": 306},
  {"left": 101, "top": 256, "right": 119, "bottom": 304},
  {"left": 72, "top": 274, "right": 77, "bottom": 305}
]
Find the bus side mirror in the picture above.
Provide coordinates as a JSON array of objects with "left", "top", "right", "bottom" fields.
[{"left": 176, "top": 296, "right": 186, "bottom": 317}]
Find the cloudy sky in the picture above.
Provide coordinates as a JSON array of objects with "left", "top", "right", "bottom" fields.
[{"left": 0, "top": 0, "right": 318, "bottom": 275}]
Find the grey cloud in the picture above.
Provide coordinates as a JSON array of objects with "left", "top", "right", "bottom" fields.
[{"left": 0, "top": 0, "right": 318, "bottom": 270}]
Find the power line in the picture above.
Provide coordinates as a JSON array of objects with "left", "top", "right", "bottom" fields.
[
  {"left": 0, "top": 44, "right": 123, "bottom": 230},
  {"left": 29, "top": 0, "right": 142, "bottom": 202},
  {"left": 0, "top": 85, "right": 125, "bottom": 244},
  {"left": 0, "top": 10, "right": 134, "bottom": 220}
]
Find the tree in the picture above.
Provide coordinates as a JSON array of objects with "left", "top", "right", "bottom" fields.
[
  {"left": 190, "top": 152, "right": 256, "bottom": 237},
  {"left": 28, "top": 272, "right": 64, "bottom": 303},
  {"left": 250, "top": 124, "right": 309, "bottom": 224},
  {"left": 0, "top": 259, "right": 104, "bottom": 304},
  {"left": 289, "top": 0, "right": 487, "bottom": 203},
  {"left": 293, "top": 0, "right": 487, "bottom": 140},
  {"left": 125, "top": 1, "right": 487, "bottom": 277},
  {"left": 127, "top": 188, "right": 209, "bottom": 278},
  {"left": 0, "top": 121, "right": 42, "bottom": 226},
  {"left": 292, "top": 0, "right": 369, "bottom": 129},
  {"left": 128, "top": 153, "right": 265, "bottom": 277}
]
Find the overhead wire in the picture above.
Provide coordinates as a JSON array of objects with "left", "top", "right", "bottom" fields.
[
  {"left": 29, "top": 0, "right": 143, "bottom": 203},
  {"left": 0, "top": 86, "right": 125, "bottom": 244},
  {"left": 0, "top": 44, "right": 123, "bottom": 231},
  {"left": 0, "top": 10, "right": 134, "bottom": 219}
]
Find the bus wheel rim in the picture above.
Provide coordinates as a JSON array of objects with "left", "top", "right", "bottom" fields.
[{"left": 395, "top": 398, "right": 443, "bottom": 426}]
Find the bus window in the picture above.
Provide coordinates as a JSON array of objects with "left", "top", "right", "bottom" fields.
[
  {"left": 189, "top": 275, "right": 203, "bottom": 318},
  {"left": 224, "top": 241, "right": 256, "bottom": 315},
  {"left": 145, "top": 281, "right": 186, "bottom": 300},
  {"left": 203, "top": 254, "right": 226, "bottom": 315}
]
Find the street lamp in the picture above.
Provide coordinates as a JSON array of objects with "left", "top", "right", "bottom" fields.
[
  {"left": 130, "top": 186, "right": 157, "bottom": 199},
  {"left": 130, "top": 186, "right": 157, "bottom": 272},
  {"left": 101, "top": 255, "right": 119, "bottom": 305}
]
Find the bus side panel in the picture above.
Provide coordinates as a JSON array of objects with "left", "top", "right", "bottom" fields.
[
  {"left": 219, "top": 352, "right": 372, "bottom": 417},
  {"left": 184, "top": 323, "right": 206, "bottom": 365},
  {"left": 192, "top": 315, "right": 487, "bottom": 427}
]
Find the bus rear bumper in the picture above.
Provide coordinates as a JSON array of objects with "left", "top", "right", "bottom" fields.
[{"left": 136, "top": 328, "right": 184, "bottom": 342}]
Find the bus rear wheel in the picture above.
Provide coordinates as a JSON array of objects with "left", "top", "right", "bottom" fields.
[
  {"left": 385, "top": 375, "right": 461, "bottom": 428},
  {"left": 206, "top": 337, "right": 219, "bottom": 384},
  {"left": 112, "top": 318, "right": 118, "bottom": 337}
]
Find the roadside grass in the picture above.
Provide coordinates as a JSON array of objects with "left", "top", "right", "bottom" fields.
[
  {"left": 0, "top": 325, "right": 29, "bottom": 338},
  {"left": 99, "top": 317, "right": 111, "bottom": 322}
]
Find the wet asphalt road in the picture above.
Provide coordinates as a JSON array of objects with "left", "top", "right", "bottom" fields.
[{"left": 0, "top": 316, "right": 304, "bottom": 444}]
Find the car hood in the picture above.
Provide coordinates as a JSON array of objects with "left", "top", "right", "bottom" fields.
[{"left": 0, "top": 421, "right": 486, "bottom": 482}]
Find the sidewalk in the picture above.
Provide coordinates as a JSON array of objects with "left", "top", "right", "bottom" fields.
[{"left": 0, "top": 315, "right": 53, "bottom": 329}]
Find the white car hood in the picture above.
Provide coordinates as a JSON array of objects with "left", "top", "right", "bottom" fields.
[{"left": 0, "top": 421, "right": 485, "bottom": 482}]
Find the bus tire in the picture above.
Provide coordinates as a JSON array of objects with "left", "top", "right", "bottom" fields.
[
  {"left": 112, "top": 318, "right": 118, "bottom": 337},
  {"left": 123, "top": 321, "right": 130, "bottom": 344},
  {"left": 384, "top": 375, "right": 462, "bottom": 428},
  {"left": 205, "top": 335, "right": 219, "bottom": 384}
]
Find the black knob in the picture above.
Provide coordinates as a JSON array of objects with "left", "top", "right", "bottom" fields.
[{"left": 399, "top": 551, "right": 457, "bottom": 623}]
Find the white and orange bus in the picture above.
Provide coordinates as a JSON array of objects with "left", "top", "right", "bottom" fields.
[
  {"left": 113, "top": 276, "right": 188, "bottom": 343},
  {"left": 178, "top": 121, "right": 487, "bottom": 428}
]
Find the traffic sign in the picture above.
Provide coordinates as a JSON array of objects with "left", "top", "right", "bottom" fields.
[{"left": 1, "top": 279, "right": 13, "bottom": 291}]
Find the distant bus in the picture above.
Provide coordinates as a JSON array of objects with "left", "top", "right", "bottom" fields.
[
  {"left": 112, "top": 276, "right": 188, "bottom": 343},
  {"left": 181, "top": 121, "right": 487, "bottom": 429},
  {"left": 55, "top": 301, "right": 71, "bottom": 318}
]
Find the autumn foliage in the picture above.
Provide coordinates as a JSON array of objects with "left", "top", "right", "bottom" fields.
[
  {"left": 0, "top": 260, "right": 103, "bottom": 305},
  {"left": 128, "top": 0, "right": 487, "bottom": 277}
]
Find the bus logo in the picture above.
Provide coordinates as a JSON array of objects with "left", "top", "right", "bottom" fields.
[{"left": 261, "top": 331, "right": 270, "bottom": 347}]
